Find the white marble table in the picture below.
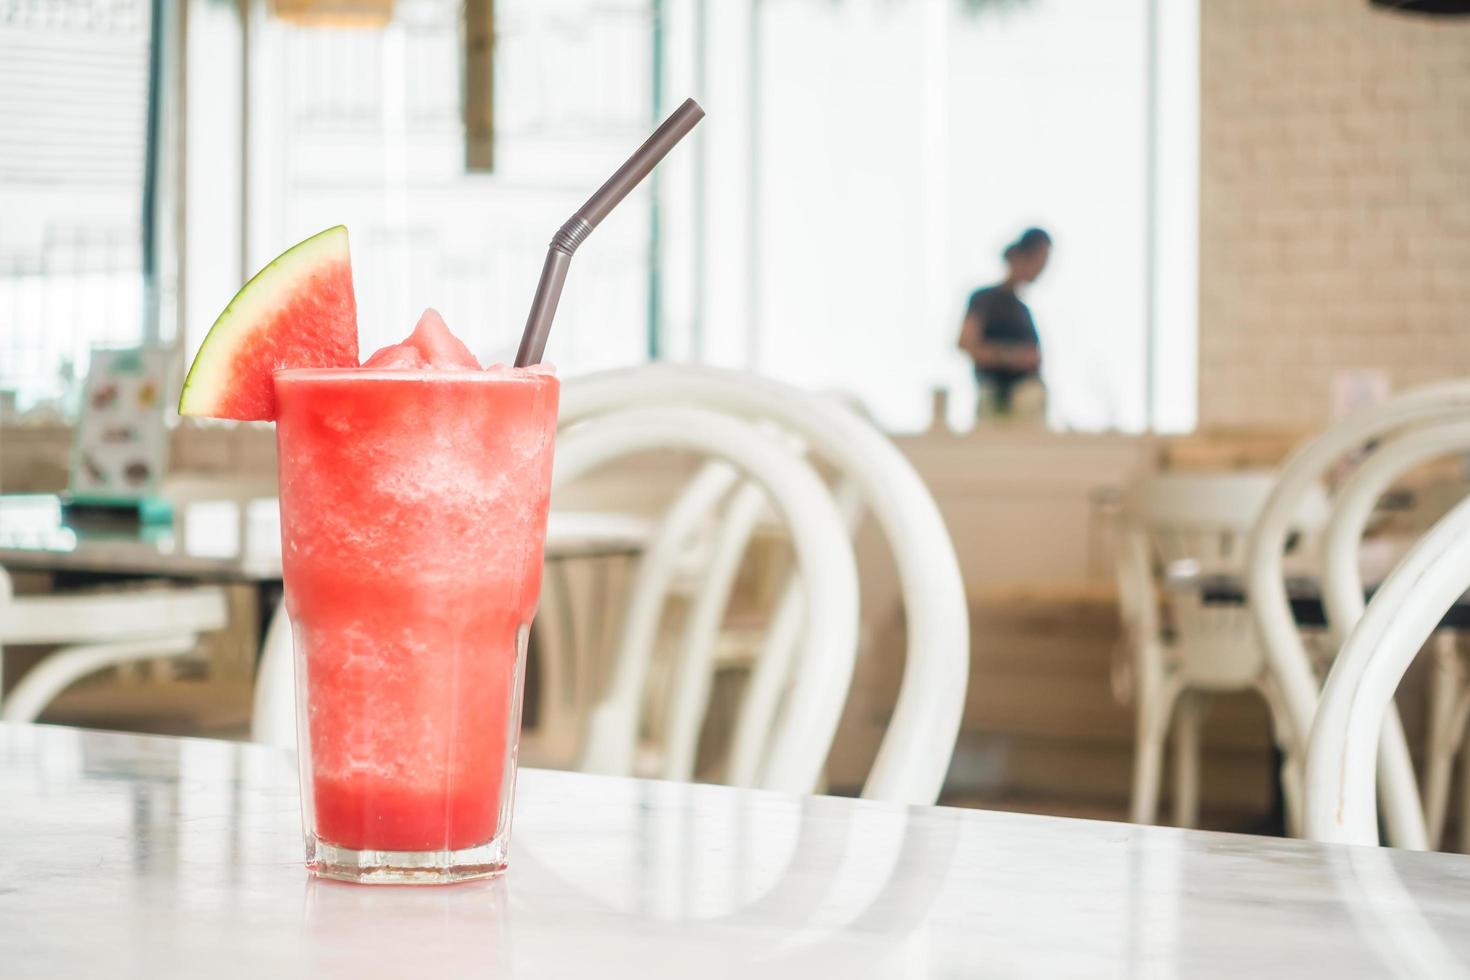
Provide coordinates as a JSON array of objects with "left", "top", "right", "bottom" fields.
[{"left": 7, "top": 723, "right": 1470, "bottom": 978}]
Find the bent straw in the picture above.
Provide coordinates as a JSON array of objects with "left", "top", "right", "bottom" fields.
[{"left": 514, "top": 98, "right": 705, "bottom": 367}]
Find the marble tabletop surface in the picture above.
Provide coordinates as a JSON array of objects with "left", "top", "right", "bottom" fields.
[
  {"left": 7, "top": 724, "right": 1470, "bottom": 978},
  {"left": 0, "top": 494, "right": 651, "bottom": 580}
]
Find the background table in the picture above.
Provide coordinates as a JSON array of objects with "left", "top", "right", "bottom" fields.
[
  {"left": 0, "top": 494, "right": 651, "bottom": 728},
  {"left": 6, "top": 723, "right": 1470, "bottom": 978},
  {"left": 0, "top": 493, "right": 652, "bottom": 580},
  {"left": 1176, "top": 570, "right": 1470, "bottom": 629}
]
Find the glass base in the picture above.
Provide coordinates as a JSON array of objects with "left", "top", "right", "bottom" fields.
[{"left": 306, "top": 836, "right": 508, "bottom": 885}]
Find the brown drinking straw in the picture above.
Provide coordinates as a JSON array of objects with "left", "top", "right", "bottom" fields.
[{"left": 514, "top": 98, "right": 706, "bottom": 367}]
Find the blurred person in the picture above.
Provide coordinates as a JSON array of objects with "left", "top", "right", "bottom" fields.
[{"left": 956, "top": 227, "right": 1051, "bottom": 416}]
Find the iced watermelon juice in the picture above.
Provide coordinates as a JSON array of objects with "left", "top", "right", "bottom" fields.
[{"left": 274, "top": 315, "right": 558, "bottom": 884}]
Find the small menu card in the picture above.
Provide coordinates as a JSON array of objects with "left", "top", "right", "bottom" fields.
[{"left": 68, "top": 348, "right": 171, "bottom": 511}]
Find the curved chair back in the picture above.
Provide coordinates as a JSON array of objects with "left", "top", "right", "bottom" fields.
[
  {"left": 555, "top": 405, "right": 859, "bottom": 797},
  {"left": 1319, "top": 420, "right": 1470, "bottom": 646},
  {"left": 1246, "top": 381, "right": 1470, "bottom": 849},
  {"left": 1313, "top": 418, "right": 1470, "bottom": 846},
  {"left": 1305, "top": 491, "right": 1470, "bottom": 846},
  {"left": 560, "top": 365, "right": 968, "bottom": 805}
]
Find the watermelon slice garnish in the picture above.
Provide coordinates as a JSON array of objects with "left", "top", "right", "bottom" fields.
[{"left": 178, "top": 225, "right": 359, "bottom": 421}]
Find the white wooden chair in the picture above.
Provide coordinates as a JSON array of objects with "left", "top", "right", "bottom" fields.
[
  {"left": 553, "top": 405, "right": 859, "bottom": 797},
  {"left": 1247, "top": 381, "right": 1470, "bottom": 849},
  {"left": 544, "top": 458, "right": 743, "bottom": 777},
  {"left": 1316, "top": 417, "right": 1470, "bottom": 849},
  {"left": 1117, "top": 471, "right": 1327, "bottom": 828},
  {"left": 1305, "top": 489, "right": 1470, "bottom": 847},
  {"left": 543, "top": 457, "right": 865, "bottom": 789},
  {"left": 557, "top": 365, "right": 968, "bottom": 805},
  {"left": 0, "top": 568, "right": 228, "bottom": 723}
]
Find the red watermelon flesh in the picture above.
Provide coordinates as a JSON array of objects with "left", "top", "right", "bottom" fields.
[{"left": 178, "top": 226, "right": 358, "bottom": 422}]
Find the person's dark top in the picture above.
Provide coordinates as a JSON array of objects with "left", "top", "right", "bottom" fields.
[{"left": 966, "top": 285, "right": 1040, "bottom": 412}]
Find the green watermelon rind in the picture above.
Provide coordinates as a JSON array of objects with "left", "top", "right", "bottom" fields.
[{"left": 178, "top": 225, "right": 352, "bottom": 418}]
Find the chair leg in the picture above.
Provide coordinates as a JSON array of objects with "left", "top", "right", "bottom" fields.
[
  {"left": 1131, "top": 674, "right": 1182, "bottom": 826},
  {"left": 1423, "top": 634, "right": 1464, "bottom": 848},
  {"left": 1128, "top": 708, "right": 1164, "bottom": 822},
  {"left": 1279, "top": 755, "right": 1305, "bottom": 839},
  {"left": 1424, "top": 746, "right": 1457, "bottom": 851},
  {"left": 1379, "top": 702, "right": 1431, "bottom": 851},
  {"left": 1437, "top": 684, "right": 1470, "bottom": 853},
  {"left": 1131, "top": 703, "right": 1165, "bottom": 825},
  {"left": 1259, "top": 677, "right": 1302, "bottom": 838},
  {"left": 1460, "top": 743, "right": 1470, "bottom": 855},
  {"left": 1171, "top": 692, "right": 1207, "bottom": 829},
  {"left": 250, "top": 603, "right": 296, "bottom": 749}
]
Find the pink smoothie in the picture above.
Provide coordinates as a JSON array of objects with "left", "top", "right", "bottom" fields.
[{"left": 274, "top": 311, "right": 558, "bottom": 852}]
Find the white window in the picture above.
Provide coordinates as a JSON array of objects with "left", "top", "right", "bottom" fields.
[
  {"left": 239, "top": 0, "right": 656, "bottom": 371},
  {"left": 0, "top": 1, "right": 156, "bottom": 411},
  {"left": 661, "top": 0, "right": 1199, "bottom": 433},
  {"left": 5, "top": 0, "right": 1197, "bottom": 435}
]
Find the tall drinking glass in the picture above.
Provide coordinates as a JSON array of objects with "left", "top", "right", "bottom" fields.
[{"left": 273, "top": 367, "right": 559, "bottom": 884}]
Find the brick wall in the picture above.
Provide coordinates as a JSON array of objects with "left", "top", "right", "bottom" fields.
[{"left": 1199, "top": 1, "right": 1470, "bottom": 427}]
